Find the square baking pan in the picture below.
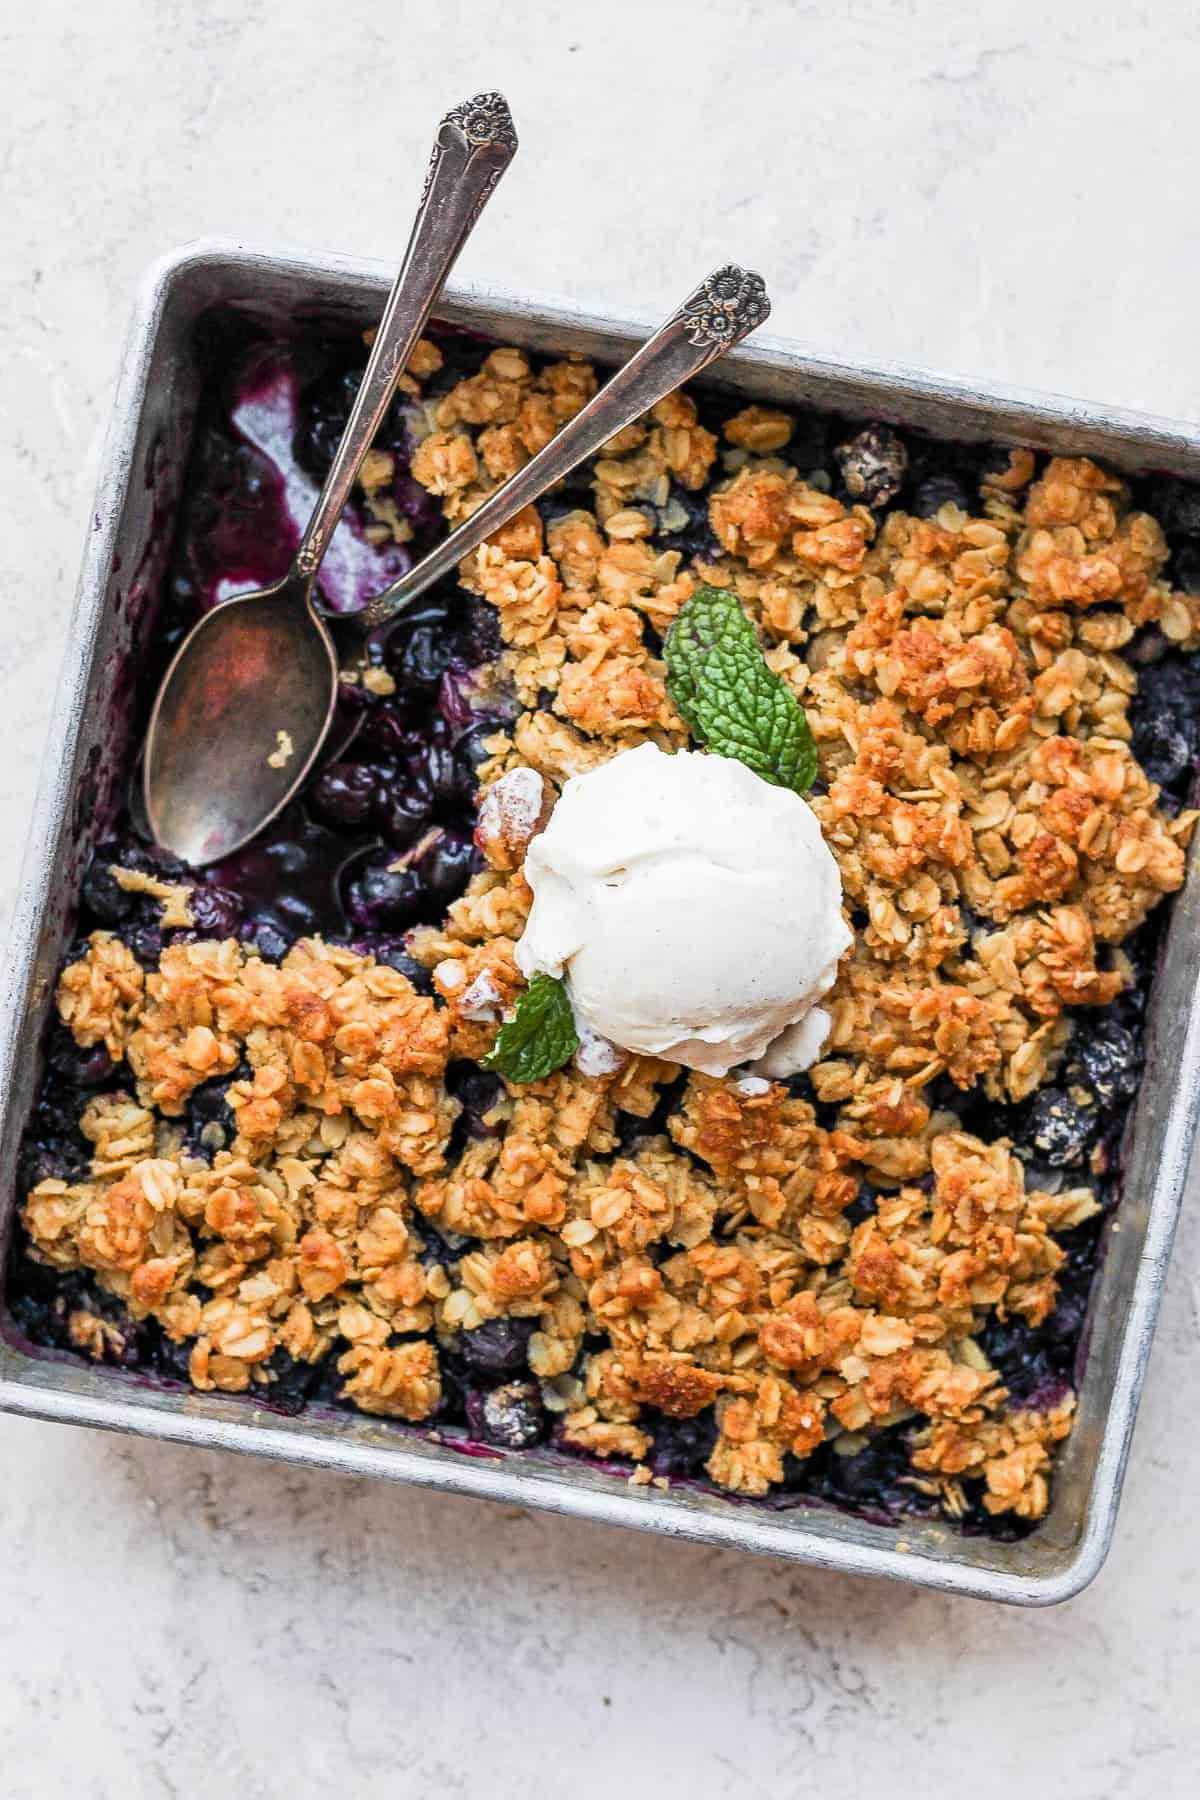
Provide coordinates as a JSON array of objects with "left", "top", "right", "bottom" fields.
[{"left": 3, "top": 239, "right": 1199, "bottom": 1606}]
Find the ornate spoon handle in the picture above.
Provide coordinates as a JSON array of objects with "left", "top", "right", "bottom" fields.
[
  {"left": 294, "top": 93, "right": 518, "bottom": 583},
  {"left": 358, "top": 264, "right": 770, "bottom": 630}
]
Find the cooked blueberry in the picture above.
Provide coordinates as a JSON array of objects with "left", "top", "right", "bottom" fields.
[
  {"left": 81, "top": 860, "right": 136, "bottom": 925},
  {"left": 246, "top": 916, "right": 292, "bottom": 961},
  {"left": 649, "top": 1409, "right": 718, "bottom": 1478},
  {"left": 835, "top": 424, "right": 908, "bottom": 508},
  {"left": 259, "top": 837, "right": 306, "bottom": 878},
  {"left": 1045, "top": 1284, "right": 1089, "bottom": 1347},
  {"left": 416, "top": 1222, "right": 461, "bottom": 1270},
  {"left": 419, "top": 742, "right": 470, "bottom": 809},
  {"left": 457, "top": 593, "right": 503, "bottom": 664},
  {"left": 1131, "top": 715, "right": 1193, "bottom": 790},
  {"left": 453, "top": 747, "right": 482, "bottom": 807},
  {"left": 436, "top": 659, "right": 481, "bottom": 737},
  {"left": 124, "top": 924, "right": 163, "bottom": 967},
  {"left": 375, "top": 769, "right": 434, "bottom": 847},
  {"left": 1026, "top": 1087, "right": 1098, "bottom": 1167},
  {"left": 1131, "top": 652, "right": 1200, "bottom": 791},
  {"left": 418, "top": 830, "right": 478, "bottom": 905},
  {"left": 145, "top": 1324, "right": 197, "bottom": 1386},
  {"left": 46, "top": 1028, "right": 114, "bottom": 1089},
  {"left": 80, "top": 843, "right": 166, "bottom": 925},
  {"left": 1127, "top": 625, "right": 1168, "bottom": 667},
  {"left": 18, "top": 1074, "right": 92, "bottom": 1184},
  {"left": 455, "top": 1316, "right": 533, "bottom": 1376},
  {"left": 455, "top": 719, "right": 500, "bottom": 773},
  {"left": 274, "top": 893, "right": 318, "bottom": 933},
  {"left": 186, "top": 1069, "right": 240, "bottom": 1125},
  {"left": 294, "top": 365, "right": 363, "bottom": 479},
  {"left": 465, "top": 1379, "right": 547, "bottom": 1449},
  {"left": 822, "top": 1445, "right": 893, "bottom": 1502},
  {"left": 359, "top": 702, "right": 420, "bottom": 756},
  {"left": 1145, "top": 476, "right": 1200, "bottom": 539},
  {"left": 1132, "top": 651, "right": 1200, "bottom": 715},
  {"left": 195, "top": 429, "right": 241, "bottom": 493},
  {"left": 388, "top": 621, "right": 453, "bottom": 695},
  {"left": 784, "top": 410, "right": 829, "bottom": 473},
  {"left": 237, "top": 447, "right": 274, "bottom": 503},
  {"left": 979, "top": 444, "right": 1033, "bottom": 489},
  {"left": 913, "top": 472, "right": 970, "bottom": 516},
  {"left": 261, "top": 1352, "right": 326, "bottom": 1417},
  {"left": 1173, "top": 541, "right": 1200, "bottom": 593},
  {"left": 164, "top": 568, "right": 199, "bottom": 615},
  {"left": 802, "top": 1426, "right": 917, "bottom": 1508},
  {"left": 843, "top": 1184, "right": 879, "bottom": 1226},
  {"left": 393, "top": 473, "right": 444, "bottom": 539},
  {"left": 187, "top": 883, "right": 244, "bottom": 938},
  {"left": 382, "top": 596, "right": 451, "bottom": 638},
  {"left": 655, "top": 485, "right": 716, "bottom": 559},
  {"left": 183, "top": 1068, "right": 242, "bottom": 1157},
  {"left": 445, "top": 1060, "right": 504, "bottom": 1135},
  {"left": 976, "top": 1315, "right": 1054, "bottom": 1399},
  {"left": 1071, "top": 1020, "right": 1140, "bottom": 1108},
  {"left": 20, "top": 1143, "right": 70, "bottom": 1190},
  {"left": 346, "top": 861, "right": 422, "bottom": 930},
  {"left": 367, "top": 940, "right": 435, "bottom": 990},
  {"left": 310, "top": 761, "right": 379, "bottom": 827}
]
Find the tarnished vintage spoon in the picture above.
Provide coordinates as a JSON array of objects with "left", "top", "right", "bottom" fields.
[
  {"left": 143, "top": 91, "right": 518, "bottom": 864},
  {"left": 355, "top": 263, "right": 771, "bottom": 634}
]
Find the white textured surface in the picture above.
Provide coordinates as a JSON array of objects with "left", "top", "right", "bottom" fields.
[{"left": 3, "top": 2, "right": 1200, "bottom": 1792}]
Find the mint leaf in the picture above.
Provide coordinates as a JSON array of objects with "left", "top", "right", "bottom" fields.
[
  {"left": 482, "top": 973, "right": 580, "bottom": 1084},
  {"left": 665, "top": 587, "right": 818, "bottom": 794}
]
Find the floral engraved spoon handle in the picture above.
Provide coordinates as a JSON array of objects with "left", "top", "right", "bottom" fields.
[
  {"left": 358, "top": 265, "right": 770, "bottom": 629},
  {"left": 295, "top": 92, "right": 518, "bottom": 581}
]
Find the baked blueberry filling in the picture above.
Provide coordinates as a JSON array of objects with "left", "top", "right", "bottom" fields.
[{"left": 8, "top": 316, "right": 1200, "bottom": 1542}]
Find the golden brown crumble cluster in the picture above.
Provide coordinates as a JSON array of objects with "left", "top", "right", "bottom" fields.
[{"left": 23, "top": 343, "right": 1200, "bottom": 1527}]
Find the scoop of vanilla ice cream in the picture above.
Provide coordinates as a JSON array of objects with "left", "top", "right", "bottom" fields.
[{"left": 514, "top": 743, "right": 851, "bottom": 1077}]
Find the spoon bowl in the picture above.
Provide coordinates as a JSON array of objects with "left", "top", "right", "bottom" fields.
[
  {"left": 142, "top": 91, "right": 518, "bottom": 863},
  {"left": 143, "top": 582, "right": 338, "bottom": 865}
]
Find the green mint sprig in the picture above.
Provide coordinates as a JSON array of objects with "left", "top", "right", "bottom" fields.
[
  {"left": 482, "top": 973, "right": 580, "bottom": 1084},
  {"left": 665, "top": 587, "right": 818, "bottom": 795}
]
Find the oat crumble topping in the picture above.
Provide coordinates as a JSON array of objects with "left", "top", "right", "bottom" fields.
[
  {"left": 266, "top": 729, "right": 295, "bottom": 770},
  {"left": 17, "top": 333, "right": 1200, "bottom": 1531}
]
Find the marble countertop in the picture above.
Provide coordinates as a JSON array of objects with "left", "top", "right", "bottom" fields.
[{"left": 2, "top": 2, "right": 1198, "bottom": 1793}]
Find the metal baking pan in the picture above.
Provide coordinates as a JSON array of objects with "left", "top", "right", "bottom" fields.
[{"left": 3, "top": 239, "right": 1199, "bottom": 1606}]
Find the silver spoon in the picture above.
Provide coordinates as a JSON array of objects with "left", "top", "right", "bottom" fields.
[
  {"left": 143, "top": 92, "right": 518, "bottom": 865},
  {"left": 356, "top": 262, "right": 771, "bottom": 633}
]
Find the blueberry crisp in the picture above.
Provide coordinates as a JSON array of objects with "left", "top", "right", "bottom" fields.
[{"left": 12, "top": 319, "right": 1200, "bottom": 1538}]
